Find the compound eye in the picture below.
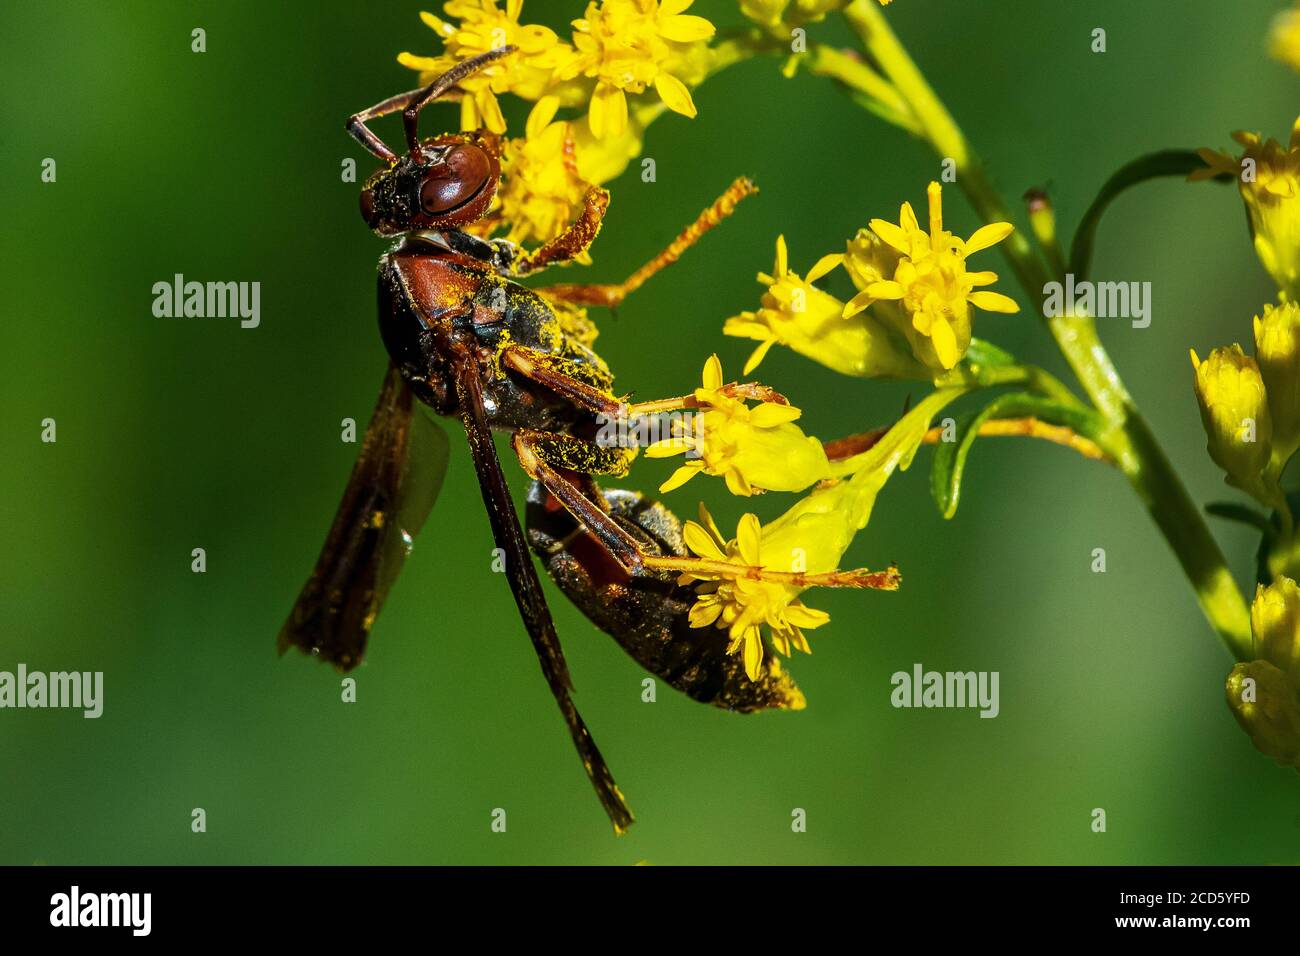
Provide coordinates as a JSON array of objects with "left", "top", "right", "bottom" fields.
[{"left": 419, "top": 144, "right": 491, "bottom": 215}]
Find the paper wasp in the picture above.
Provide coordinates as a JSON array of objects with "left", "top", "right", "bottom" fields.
[{"left": 279, "top": 48, "right": 872, "bottom": 831}]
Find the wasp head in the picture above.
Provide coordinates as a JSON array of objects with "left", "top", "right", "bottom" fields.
[{"left": 359, "top": 131, "right": 501, "bottom": 237}]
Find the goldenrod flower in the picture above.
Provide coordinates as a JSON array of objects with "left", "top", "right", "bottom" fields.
[
  {"left": 398, "top": 1, "right": 571, "bottom": 134},
  {"left": 569, "top": 100, "right": 658, "bottom": 184},
  {"left": 1254, "top": 300, "right": 1300, "bottom": 462},
  {"left": 644, "top": 354, "right": 832, "bottom": 495},
  {"left": 854, "top": 182, "right": 1018, "bottom": 370},
  {"left": 1226, "top": 577, "right": 1300, "bottom": 769},
  {"left": 678, "top": 389, "right": 962, "bottom": 681},
  {"left": 1226, "top": 660, "right": 1300, "bottom": 768},
  {"left": 493, "top": 98, "right": 593, "bottom": 252},
  {"left": 557, "top": 0, "right": 716, "bottom": 140},
  {"left": 1251, "top": 576, "right": 1300, "bottom": 680},
  {"left": 681, "top": 509, "right": 831, "bottom": 680},
  {"left": 739, "top": 0, "right": 846, "bottom": 30},
  {"left": 1190, "top": 344, "right": 1273, "bottom": 501},
  {"left": 1270, "top": 4, "right": 1300, "bottom": 72},
  {"left": 1192, "top": 118, "right": 1300, "bottom": 299},
  {"left": 724, "top": 236, "right": 926, "bottom": 379}
]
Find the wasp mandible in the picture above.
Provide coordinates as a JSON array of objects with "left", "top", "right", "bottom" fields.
[{"left": 280, "top": 48, "right": 883, "bottom": 831}]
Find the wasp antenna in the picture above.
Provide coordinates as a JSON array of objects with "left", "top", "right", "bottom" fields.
[
  {"left": 404, "top": 45, "right": 518, "bottom": 159},
  {"left": 345, "top": 46, "right": 518, "bottom": 165}
]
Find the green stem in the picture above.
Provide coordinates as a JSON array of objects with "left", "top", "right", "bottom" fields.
[
  {"left": 806, "top": 44, "right": 919, "bottom": 133},
  {"left": 844, "top": 0, "right": 1253, "bottom": 659},
  {"left": 938, "top": 360, "right": 1090, "bottom": 412}
]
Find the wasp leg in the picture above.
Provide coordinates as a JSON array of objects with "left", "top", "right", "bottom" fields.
[
  {"left": 500, "top": 345, "right": 789, "bottom": 425},
  {"left": 451, "top": 350, "right": 635, "bottom": 833},
  {"left": 510, "top": 187, "right": 611, "bottom": 276},
  {"left": 624, "top": 382, "right": 791, "bottom": 418},
  {"left": 512, "top": 430, "right": 901, "bottom": 591},
  {"left": 533, "top": 177, "right": 758, "bottom": 308},
  {"left": 500, "top": 346, "right": 621, "bottom": 417}
]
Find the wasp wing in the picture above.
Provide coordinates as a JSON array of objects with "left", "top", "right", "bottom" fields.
[{"left": 278, "top": 364, "right": 449, "bottom": 671}]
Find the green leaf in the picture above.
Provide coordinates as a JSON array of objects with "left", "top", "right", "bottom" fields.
[
  {"left": 1205, "top": 501, "right": 1273, "bottom": 535},
  {"left": 930, "top": 392, "right": 1100, "bottom": 520},
  {"left": 1069, "top": 150, "right": 1228, "bottom": 282},
  {"left": 963, "top": 337, "right": 1018, "bottom": 369}
]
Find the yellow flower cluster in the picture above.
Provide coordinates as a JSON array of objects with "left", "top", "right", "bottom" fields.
[
  {"left": 1270, "top": 4, "right": 1300, "bottom": 73},
  {"left": 645, "top": 355, "right": 833, "bottom": 496},
  {"left": 1226, "top": 577, "right": 1300, "bottom": 768},
  {"left": 398, "top": 1, "right": 717, "bottom": 250},
  {"left": 559, "top": 0, "right": 715, "bottom": 140},
  {"left": 739, "top": 0, "right": 847, "bottom": 32},
  {"left": 682, "top": 508, "right": 832, "bottom": 680},
  {"left": 725, "top": 183, "right": 1018, "bottom": 378},
  {"left": 1190, "top": 302, "right": 1300, "bottom": 510},
  {"left": 400, "top": 0, "right": 715, "bottom": 141},
  {"left": 1192, "top": 117, "right": 1300, "bottom": 300},
  {"left": 672, "top": 390, "right": 960, "bottom": 680}
]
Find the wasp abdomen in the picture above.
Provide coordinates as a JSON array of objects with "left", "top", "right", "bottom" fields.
[{"left": 524, "top": 483, "right": 805, "bottom": 713}]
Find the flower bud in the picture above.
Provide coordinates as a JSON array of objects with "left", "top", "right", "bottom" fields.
[
  {"left": 1250, "top": 577, "right": 1300, "bottom": 681},
  {"left": 1190, "top": 344, "right": 1272, "bottom": 498},
  {"left": 1192, "top": 119, "right": 1300, "bottom": 299},
  {"left": 1225, "top": 660, "right": 1300, "bottom": 768},
  {"left": 1254, "top": 300, "right": 1300, "bottom": 460}
]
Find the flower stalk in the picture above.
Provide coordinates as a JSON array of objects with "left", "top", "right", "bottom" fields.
[{"left": 845, "top": 0, "right": 1253, "bottom": 659}]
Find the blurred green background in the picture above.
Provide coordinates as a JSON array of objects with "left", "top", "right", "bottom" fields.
[{"left": 3, "top": 0, "right": 1299, "bottom": 865}]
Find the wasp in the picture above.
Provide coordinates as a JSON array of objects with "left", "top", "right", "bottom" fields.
[{"left": 280, "top": 48, "right": 878, "bottom": 831}]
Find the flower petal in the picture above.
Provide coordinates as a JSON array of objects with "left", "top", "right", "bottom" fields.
[
  {"left": 723, "top": 317, "right": 770, "bottom": 340},
  {"left": 748, "top": 402, "right": 802, "bottom": 427},
  {"left": 806, "top": 253, "right": 844, "bottom": 284},
  {"left": 964, "top": 221, "right": 1014, "bottom": 254},
  {"left": 742, "top": 337, "right": 777, "bottom": 375},
  {"left": 736, "top": 513, "right": 762, "bottom": 565},
  {"left": 870, "top": 219, "right": 910, "bottom": 254},
  {"left": 478, "top": 89, "right": 506, "bottom": 134},
  {"left": 682, "top": 518, "right": 727, "bottom": 560},
  {"left": 588, "top": 83, "right": 628, "bottom": 139},
  {"left": 702, "top": 353, "right": 723, "bottom": 390},
  {"left": 968, "top": 290, "right": 1021, "bottom": 313},
  {"left": 659, "top": 463, "right": 701, "bottom": 493},
  {"left": 526, "top": 95, "right": 560, "bottom": 139},
  {"left": 653, "top": 72, "right": 697, "bottom": 118},
  {"left": 659, "top": 14, "right": 715, "bottom": 42},
  {"left": 929, "top": 318, "right": 959, "bottom": 369},
  {"left": 698, "top": 502, "right": 727, "bottom": 548},
  {"left": 723, "top": 468, "right": 753, "bottom": 497},
  {"left": 842, "top": 289, "right": 875, "bottom": 318},
  {"left": 784, "top": 602, "right": 830, "bottom": 628},
  {"left": 397, "top": 52, "right": 444, "bottom": 70},
  {"left": 774, "top": 235, "right": 788, "bottom": 276},
  {"left": 742, "top": 628, "right": 764, "bottom": 681},
  {"left": 689, "top": 598, "right": 723, "bottom": 628},
  {"left": 865, "top": 280, "right": 905, "bottom": 300},
  {"left": 644, "top": 438, "right": 690, "bottom": 458}
]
